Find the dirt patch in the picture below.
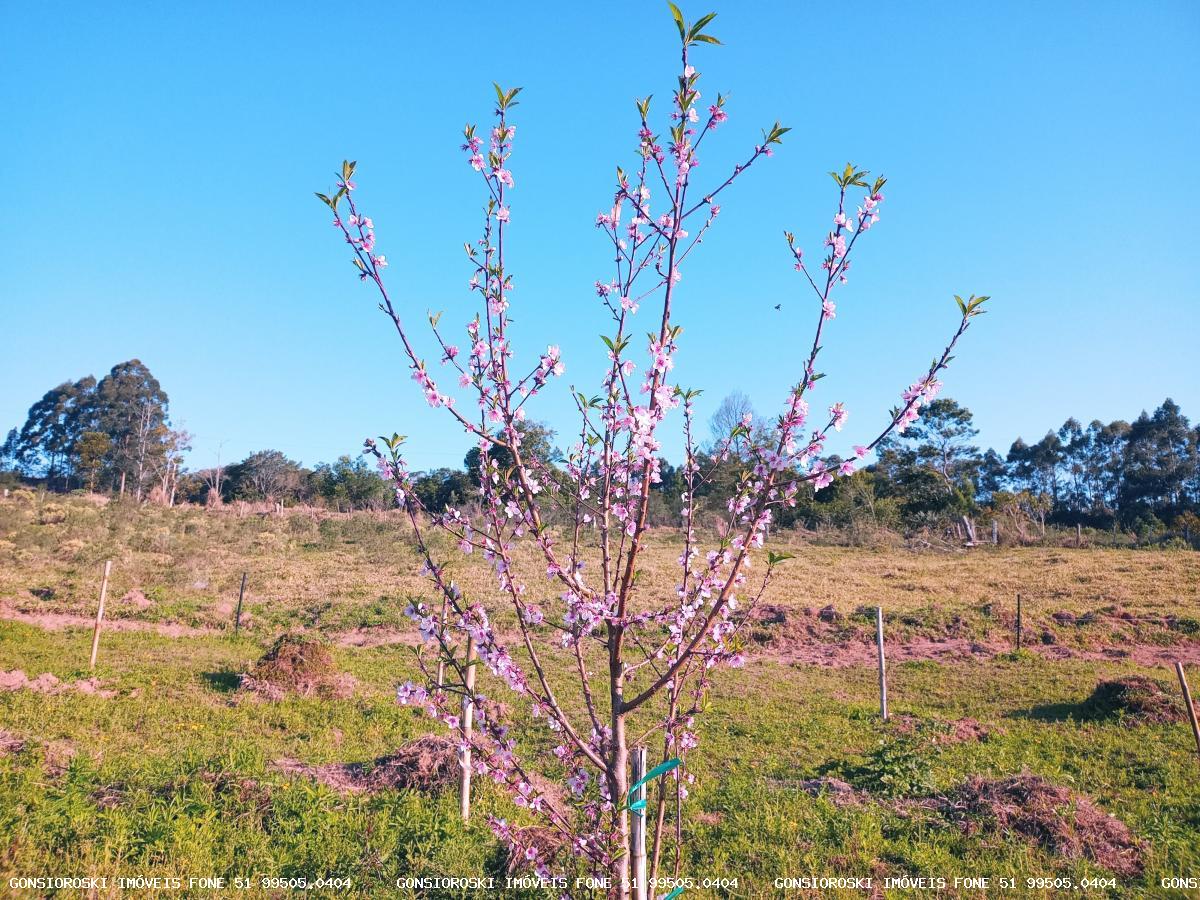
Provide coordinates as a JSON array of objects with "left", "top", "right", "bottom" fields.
[
  {"left": 886, "top": 714, "right": 992, "bottom": 745},
  {"left": 120, "top": 589, "right": 152, "bottom": 610},
  {"left": 945, "top": 717, "right": 992, "bottom": 744},
  {"left": 239, "top": 634, "right": 355, "bottom": 700},
  {"left": 44, "top": 740, "right": 77, "bottom": 776},
  {"left": 802, "top": 777, "right": 865, "bottom": 806},
  {"left": 0, "top": 601, "right": 216, "bottom": 638},
  {"left": 0, "top": 729, "right": 26, "bottom": 756},
  {"left": 775, "top": 776, "right": 866, "bottom": 807},
  {"left": 1084, "top": 675, "right": 1192, "bottom": 726},
  {"left": 940, "top": 773, "right": 1144, "bottom": 877},
  {"left": 333, "top": 625, "right": 416, "bottom": 649},
  {"left": 274, "top": 735, "right": 569, "bottom": 819},
  {"left": 745, "top": 602, "right": 1200, "bottom": 669},
  {"left": 274, "top": 735, "right": 460, "bottom": 793},
  {"left": 0, "top": 669, "right": 117, "bottom": 699}
]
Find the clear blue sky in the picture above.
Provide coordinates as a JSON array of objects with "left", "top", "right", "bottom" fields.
[{"left": 2, "top": 1, "right": 1197, "bottom": 473}]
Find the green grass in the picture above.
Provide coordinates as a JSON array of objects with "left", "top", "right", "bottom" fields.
[{"left": 3, "top": 619, "right": 1199, "bottom": 898}]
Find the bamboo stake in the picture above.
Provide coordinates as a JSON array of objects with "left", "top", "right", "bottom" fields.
[
  {"left": 89, "top": 560, "right": 112, "bottom": 669},
  {"left": 630, "top": 746, "right": 648, "bottom": 900},
  {"left": 1175, "top": 662, "right": 1200, "bottom": 761},
  {"left": 876, "top": 606, "right": 888, "bottom": 720},
  {"left": 460, "top": 636, "right": 477, "bottom": 821},
  {"left": 234, "top": 572, "right": 247, "bottom": 634}
]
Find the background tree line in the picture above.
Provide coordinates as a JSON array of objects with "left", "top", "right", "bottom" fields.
[{"left": 4, "top": 365, "right": 1197, "bottom": 542}]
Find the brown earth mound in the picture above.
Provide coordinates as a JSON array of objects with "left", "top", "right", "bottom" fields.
[
  {"left": 798, "top": 776, "right": 865, "bottom": 806},
  {"left": 274, "top": 735, "right": 460, "bottom": 793},
  {"left": 1084, "top": 675, "right": 1189, "bottom": 726},
  {"left": 887, "top": 714, "right": 993, "bottom": 745},
  {"left": 0, "top": 729, "right": 26, "bottom": 756},
  {"left": 941, "top": 773, "right": 1143, "bottom": 877},
  {"left": 239, "top": 634, "right": 355, "bottom": 700},
  {"left": 274, "top": 735, "right": 569, "bottom": 819}
]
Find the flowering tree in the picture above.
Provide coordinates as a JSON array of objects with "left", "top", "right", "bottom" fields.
[{"left": 316, "top": 5, "right": 986, "bottom": 896}]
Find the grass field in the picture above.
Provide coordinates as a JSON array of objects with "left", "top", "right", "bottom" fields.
[{"left": 2, "top": 492, "right": 1200, "bottom": 897}]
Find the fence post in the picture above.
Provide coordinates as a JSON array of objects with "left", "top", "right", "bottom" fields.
[
  {"left": 630, "top": 746, "right": 648, "bottom": 900},
  {"left": 1076, "top": 523, "right": 1083, "bottom": 547},
  {"left": 1175, "top": 662, "right": 1200, "bottom": 762},
  {"left": 460, "top": 636, "right": 477, "bottom": 821},
  {"left": 89, "top": 560, "right": 112, "bottom": 669},
  {"left": 992, "top": 520, "right": 999, "bottom": 544},
  {"left": 234, "top": 572, "right": 247, "bottom": 634},
  {"left": 876, "top": 606, "right": 888, "bottom": 721}
]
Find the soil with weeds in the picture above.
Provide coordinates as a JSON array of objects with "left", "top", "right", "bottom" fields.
[
  {"left": 238, "top": 633, "right": 355, "bottom": 700},
  {"left": 938, "top": 773, "right": 1144, "bottom": 877},
  {"left": 274, "top": 734, "right": 569, "bottom": 819},
  {"left": 1083, "top": 675, "right": 1192, "bottom": 726}
]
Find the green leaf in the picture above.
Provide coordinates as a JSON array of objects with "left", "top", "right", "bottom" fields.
[
  {"left": 690, "top": 12, "right": 717, "bottom": 35},
  {"left": 666, "top": 1, "right": 686, "bottom": 40},
  {"left": 692, "top": 33, "right": 721, "bottom": 44}
]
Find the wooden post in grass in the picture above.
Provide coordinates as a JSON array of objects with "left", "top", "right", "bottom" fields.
[
  {"left": 234, "top": 572, "right": 247, "bottom": 635},
  {"left": 876, "top": 606, "right": 888, "bottom": 721},
  {"left": 1076, "top": 522, "right": 1083, "bottom": 547},
  {"left": 435, "top": 595, "right": 450, "bottom": 689},
  {"left": 89, "top": 560, "right": 112, "bottom": 669},
  {"left": 992, "top": 520, "right": 999, "bottom": 544},
  {"left": 1015, "top": 593, "right": 1023, "bottom": 652},
  {"left": 630, "top": 746, "right": 648, "bottom": 900},
  {"left": 460, "top": 635, "right": 477, "bottom": 822},
  {"left": 1175, "top": 662, "right": 1200, "bottom": 761}
]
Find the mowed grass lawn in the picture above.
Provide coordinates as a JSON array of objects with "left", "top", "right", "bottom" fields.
[{"left": 2, "top": 495, "right": 1200, "bottom": 897}]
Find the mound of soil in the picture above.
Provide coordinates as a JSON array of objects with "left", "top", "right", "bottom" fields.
[
  {"left": 275, "top": 735, "right": 461, "bottom": 794},
  {"left": 887, "top": 714, "right": 993, "bottom": 745},
  {"left": 274, "top": 735, "right": 569, "bottom": 818},
  {"left": 1084, "top": 676, "right": 1189, "bottom": 726},
  {"left": 239, "top": 634, "right": 355, "bottom": 700},
  {"left": 798, "top": 776, "right": 865, "bottom": 806},
  {"left": 942, "top": 773, "right": 1143, "bottom": 877},
  {"left": 120, "top": 589, "right": 153, "bottom": 610},
  {"left": 0, "top": 729, "right": 26, "bottom": 756}
]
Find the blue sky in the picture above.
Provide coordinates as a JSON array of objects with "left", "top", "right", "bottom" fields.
[{"left": 2, "top": 1, "right": 1197, "bottom": 473}]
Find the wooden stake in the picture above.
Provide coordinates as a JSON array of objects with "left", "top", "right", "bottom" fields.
[
  {"left": 1016, "top": 593, "right": 1023, "bottom": 652},
  {"left": 89, "top": 560, "right": 112, "bottom": 669},
  {"left": 234, "top": 572, "right": 247, "bottom": 635},
  {"left": 1076, "top": 522, "right": 1083, "bottom": 547},
  {"left": 435, "top": 594, "right": 450, "bottom": 689},
  {"left": 459, "top": 636, "right": 477, "bottom": 822},
  {"left": 630, "top": 746, "right": 648, "bottom": 900},
  {"left": 1175, "top": 662, "right": 1200, "bottom": 761},
  {"left": 992, "top": 520, "right": 999, "bottom": 544},
  {"left": 876, "top": 606, "right": 888, "bottom": 720}
]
